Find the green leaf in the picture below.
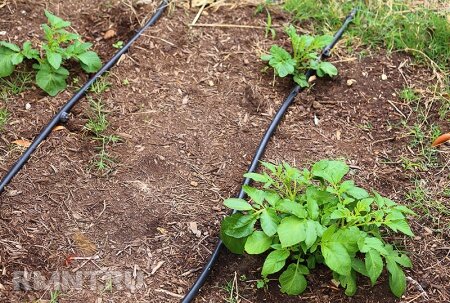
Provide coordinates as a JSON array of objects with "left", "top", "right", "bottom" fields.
[
  {"left": 317, "top": 61, "right": 338, "bottom": 77},
  {"left": 262, "top": 249, "right": 290, "bottom": 276},
  {"left": 267, "top": 45, "right": 296, "bottom": 77},
  {"left": 321, "top": 225, "right": 351, "bottom": 276},
  {"left": 293, "top": 73, "right": 308, "bottom": 87},
  {"left": 45, "top": 10, "right": 71, "bottom": 29},
  {"left": 11, "top": 53, "right": 24, "bottom": 65},
  {"left": 220, "top": 215, "right": 247, "bottom": 254},
  {"left": 243, "top": 185, "right": 266, "bottom": 205},
  {"left": 306, "top": 194, "right": 319, "bottom": 220},
  {"left": 35, "top": 63, "right": 69, "bottom": 96},
  {"left": 261, "top": 161, "right": 277, "bottom": 173},
  {"left": 355, "top": 198, "right": 373, "bottom": 213},
  {"left": 0, "top": 45, "right": 20, "bottom": 77},
  {"left": 386, "top": 258, "right": 406, "bottom": 297},
  {"left": 260, "top": 208, "right": 279, "bottom": 237},
  {"left": 279, "top": 264, "right": 308, "bottom": 295},
  {"left": 304, "top": 220, "right": 318, "bottom": 248},
  {"left": 351, "top": 258, "right": 368, "bottom": 277},
  {"left": 276, "top": 199, "right": 307, "bottom": 218},
  {"left": 385, "top": 219, "right": 414, "bottom": 236},
  {"left": 365, "top": 249, "right": 383, "bottom": 285},
  {"left": 358, "top": 237, "right": 388, "bottom": 256},
  {"left": 346, "top": 186, "right": 370, "bottom": 200},
  {"left": 46, "top": 51, "right": 62, "bottom": 69},
  {"left": 277, "top": 216, "right": 306, "bottom": 247},
  {"left": 339, "top": 270, "right": 357, "bottom": 296},
  {"left": 243, "top": 172, "right": 269, "bottom": 183},
  {"left": 22, "top": 41, "right": 39, "bottom": 59},
  {"left": 394, "top": 254, "right": 412, "bottom": 268},
  {"left": 334, "top": 227, "right": 362, "bottom": 254},
  {"left": 265, "top": 191, "right": 281, "bottom": 206},
  {"left": 260, "top": 53, "right": 272, "bottom": 61},
  {"left": 312, "top": 35, "right": 333, "bottom": 49},
  {"left": 0, "top": 41, "right": 20, "bottom": 52},
  {"left": 223, "top": 213, "right": 256, "bottom": 238},
  {"left": 77, "top": 51, "right": 102, "bottom": 73},
  {"left": 66, "top": 41, "right": 93, "bottom": 56},
  {"left": 245, "top": 231, "right": 272, "bottom": 254},
  {"left": 223, "top": 198, "right": 253, "bottom": 211},
  {"left": 312, "top": 160, "right": 349, "bottom": 185}
]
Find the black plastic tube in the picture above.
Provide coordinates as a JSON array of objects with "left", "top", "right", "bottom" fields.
[
  {"left": 0, "top": 0, "right": 168, "bottom": 195},
  {"left": 181, "top": 8, "right": 357, "bottom": 303}
]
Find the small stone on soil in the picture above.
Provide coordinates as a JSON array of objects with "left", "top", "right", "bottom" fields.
[
  {"left": 25, "top": 103, "right": 31, "bottom": 110},
  {"left": 381, "top": 73, "right": 388, "bottom": 80},
  {"left": 104, "top": 29, "right": 116, "bottom": 39},
  {"left": 346, "top": 79, "right": 357, "bottom": 86},
  {"left": 190, "top": 181, "right": 198, "bottom": 187}
]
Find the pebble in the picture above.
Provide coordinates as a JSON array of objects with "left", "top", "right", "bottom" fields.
[
  {"left": 381, "top": 73, "right": 388, "bottom": 80},
  {"left": 25, "top": 103, "right": 31, "bottom": 110},
  {"left": 190, "top": 181, "right": 198, "bottom": 187},
  {"left": 0, "top": 31, "right": 6, "bottom": 36},
  {"left": 103, "top": 29, "right": 116, "bottom": 39},
  {"left": 346, "top": 79, "right": 357, "bottom": 86}
]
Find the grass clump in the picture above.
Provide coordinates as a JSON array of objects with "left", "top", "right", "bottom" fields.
[
  {"left": 284, "top": 0, "right": 450, "bottom": 69},
  {"left": 84, "top": 97, "right": 119, "bottom": 172}
]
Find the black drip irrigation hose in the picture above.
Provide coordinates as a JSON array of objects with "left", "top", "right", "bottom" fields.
[
  {"left": 0, "top": 0, "right": 169, "bottom": 195},
  {"left": 181, "top": 8, "right": 357, "bottom": 303}
]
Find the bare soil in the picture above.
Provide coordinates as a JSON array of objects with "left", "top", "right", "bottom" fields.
[{"left": 0, "top": 1, "right": 448, "bottom": 303}]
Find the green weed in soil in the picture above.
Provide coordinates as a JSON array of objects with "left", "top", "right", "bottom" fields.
[{"left": 0, "top": 11, "right": 101, "bottom": 96}]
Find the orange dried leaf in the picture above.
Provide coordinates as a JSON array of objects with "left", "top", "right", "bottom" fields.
[
  {"left": 12, "top": 139, "right": 31, "bottom": 147},
  {"left": 52, "top": 125, "right": 67, "bottom": 132},
  {"left": 432, "top": 132, "right": 450, "bottom": 147}
]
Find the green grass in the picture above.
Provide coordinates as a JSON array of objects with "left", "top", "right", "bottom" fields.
[
  {"left": 89, "top": 75, "right": 111, "bottom": 95},
  {"left": 0, "top": 71, "right": 33, "bottom": 100},
  {"left": 0, "top": 108, "right": 9, "bottom": 130},
  {"left": 284, "top": 0, "right": 450, "bottom": 69},
  {"left": 405, "top": 180, "right": 450, "bottom": 231},
  {"left": 84, "top": 97, "right": 119, "bottom": 172},
  {"left": 399, "top": 87, "right": 419, "bottom": 103}
]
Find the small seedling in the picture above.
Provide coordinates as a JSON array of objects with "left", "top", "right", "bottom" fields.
[
  {"left": 221, "top": 160, "right": 415, "bottom": 297},
  {"left": 49, "top": 289, "right": 60, "bottom": 303},
  {"left": 84, "top": 97, "right": 119, "bottom": 173},
  {"left": 112, "top": 40, "right": 124, "bottom": 49},
  {"left": 89, "top": 75, "right": 111, "bottom": 94},
  {"left": 399, "top": 87, "right": 419, "bottom": 103},
  {"left": 0, "top": 108, "right": 9, "bottom": 130},
  {"left": 0, "top": 11, "right": 101, "bottom": 96},
  {"left": 0, "top": 71, "right": 33, "bottom": 100},
  {"left": 261, "top": 26, "right": 337, "bottom": 87}
]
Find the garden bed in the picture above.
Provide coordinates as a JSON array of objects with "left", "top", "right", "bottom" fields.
[{"left": 0, "top": 1, "right": 448, "bottom": 302}]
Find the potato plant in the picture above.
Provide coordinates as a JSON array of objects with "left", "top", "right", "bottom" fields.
[
  {"left": 261, "top": 25, "right": 337, "bottom": 87},
  {"left": 0, "top": 11, "right": 101, "bottom": 96},
  {"left": 220, "top": 160, "right": 414, "bottom": 297}
]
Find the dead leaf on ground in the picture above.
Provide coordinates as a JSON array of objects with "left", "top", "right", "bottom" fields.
[
  {"left": 12, "top": 139, "right": 31, "bottom": 147},
  {"left": 432, "top": 132, "right": 450, "bottom": 147},
  {"left": 52, "top": 125, "right": 67, "bottom": 132},
  {"left": 72, "top": 231, "right": 97, "bottom": 255}
]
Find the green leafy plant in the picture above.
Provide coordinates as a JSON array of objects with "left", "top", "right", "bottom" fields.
[
  {"left": 0, "top": 11, "right": 101, "bottom": 96},
  {"left": 220, "top": 160, "right": 415, "bottom": 297},
  {"left": 112, "top": 40, "right": 124, "bottom": 49},
  {"left": 261, "top": 26, "right": 337, "bottom": 87}
]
